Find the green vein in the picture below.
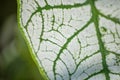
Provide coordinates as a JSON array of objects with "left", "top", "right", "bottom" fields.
[
  {"left": 59, "top": 58, "right": 71, "bottom": 80},
  {"left": 84, "top": 69, "right": 103, "bottom": 80},
  {"left": 89, "top": 0, "right": 110, "bottom": 80},
  {"left": 56, "top": 73, "right": 64, "bottom": 80},
  {"left": 51, "top": 12, "right": 55, "bottom": 27},
  {"left": 44, "top": 0, "right": 48, "bottom": 5},
  {"left": 110, "top": 71, "right": 120, "bottom": 76},
  {"left": 108, "top": 51, "right": 120, "bottom": 56},
  {"left": 76, "top": 37, "right": 82, "bottom": 59},
  {"left": 99, "top": 12, "right": 120, "bottom": 25},
  {"left": 34, "top": 0, "right": 41, "bottom": 7},
  {"left": 22, "top": 0, "right": 89, "bottom": 34},
  {"left": 53, "top": 19, "right": 92, "bottom": 80},
  {"left": 24, "top": 10, "right": 39, "bottom": 29},
  {"left": 71, "top": 50, "right": 100, "bottom": 75},
  {"left": 36, "top": 11, "right": 44, "bottom": 53},
  {"left": 43, "top": 39, "right": 61, "bottom": 47},
  {"left": 40, "top": 0, "right": 89, "bottom": 10},
  {"left": 23, "top": 0, "right": 89, "bottom": 31}
]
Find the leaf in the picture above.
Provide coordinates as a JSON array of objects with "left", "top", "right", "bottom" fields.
[{"left": 17, "top": 0, "right": 120, "bottom": 80}]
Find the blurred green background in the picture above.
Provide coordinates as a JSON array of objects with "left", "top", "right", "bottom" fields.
[{"left": 0, "top": 0, "right": 44, "bottom": 80}]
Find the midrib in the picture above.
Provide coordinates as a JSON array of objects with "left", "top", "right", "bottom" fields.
[{"left": 89, "top": 0, "right": 110, "bottom": 80}]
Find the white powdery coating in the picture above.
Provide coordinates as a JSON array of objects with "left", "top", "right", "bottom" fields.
[
  {"left": 106, "top": 54, "right": 120, "bottom": 74},
  {"left": 71, "top": 53, "right": 103, "bottom": 80},
  {"left": 27, "top": 13, "right": 43, "bottom": 52},
  {"left": 56, "top": 60, "right": 70, "bottom": 80},
  {"left": 21, "top": 0, "right": 38, "bottom": 26},
  {"left": 99, "top": 17, "right": 120, "bottom": 54},
  {"left": 89, "top": 74, "right": 106, "bottom": 80},
  {"left": 60, "top": 50, "right": 76, "bottom": 74},
  {"left": 46, "top": 0, "right": 86, "bottom": 6},
  {"left": 95, "top": 0, "right": 120, "bottom": 19},
  {"left": 109, "top": 74, "right": 120, "bottom": 80},
  {"left": 36, "top": 0, "right": 46, "bottom": 7}
]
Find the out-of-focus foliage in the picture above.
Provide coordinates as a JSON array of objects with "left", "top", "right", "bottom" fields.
[
  {"left": 0, "top": 0, "right": 43, "bottom": 80},
  {"left": 0, "top": 15, "right": 43, "bottom": 80}
]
